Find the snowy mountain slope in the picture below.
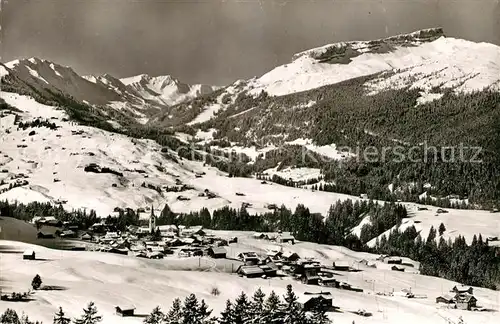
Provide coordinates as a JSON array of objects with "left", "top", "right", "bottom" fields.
[
  {"left": 246, "top": 28, "right": 500, "bottom": 96},
  {"left": 1, "top": 58, "right": 218, "bottom": 123},
  {"left": 1, "top": 239, "right": 499, "bottom": 324},
  {"left": 1, "top": 91, "right": 498, "bottom": 245},
  {"left": 120, "top": 73, "right": 218, "bottom": 106}
]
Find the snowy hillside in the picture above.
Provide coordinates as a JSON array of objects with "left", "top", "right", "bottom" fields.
[{"left": 1, "top": 238, "right": 499, "bottom": 324}]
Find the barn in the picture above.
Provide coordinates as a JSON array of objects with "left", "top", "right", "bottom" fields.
[
  {"left": 207, "top": 247, "right": 227, "bottom": 259},
  {"left": 23, "top": 250, "right": 35, "bottom": 260},
  {"left": 115, "top": 305, "right": 135, "bottom": 317}
]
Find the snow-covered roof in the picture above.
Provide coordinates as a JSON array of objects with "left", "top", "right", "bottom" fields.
[{"left": 23, "top": 250, "right": 35, "bottom": 255}]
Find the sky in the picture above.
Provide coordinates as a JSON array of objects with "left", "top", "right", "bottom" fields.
[{"left": 2, "top": 0, "right": 499, "bottom": 85}]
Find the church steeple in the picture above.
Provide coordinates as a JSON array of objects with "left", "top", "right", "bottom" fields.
[{"left": 149, "top": 205, "right": 157, "bottom": 232}]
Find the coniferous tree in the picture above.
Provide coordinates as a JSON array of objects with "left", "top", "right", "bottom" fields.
[
  {"left": 1, "top": 309, "right": 19, "bottom": 324},
  {"left": 218, "top": 300, "right": 234, "bottom": 324},
  {"left": 309, "top": 302, "right": 331, "bottom": 324},
  {"left": 282, "top": 285, "right": 307, "bottom": 324},
  {"left": 438, "top": 223, "right": 446, "bottom": 236},
  {"left": 165, "top": 298, "right": 182, "bottom": 324},
  {"left": 232, "top": 292, "right": 251, "bottom": 324},
  {"left": 73, "top": 301, "right": 102, "bottom": 324},
  {"left": 261, "top": 291, "right": 282, "bottom": 324},
  {"left": 249, "top": 288, "right": 266, "bottom": 321},
  {"left": 54, "top": 307, "right": 71, "bottom": 324},
  {"left": 144, "top": 306, "right": 165, "bottom": 324},
  {"left": 31, "top": 274, "right": 42, "bottom": 290}
]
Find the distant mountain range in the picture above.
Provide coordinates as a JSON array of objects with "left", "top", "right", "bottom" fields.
[{"left": 1, "top": 57, "right": 219, "bottom": 123}]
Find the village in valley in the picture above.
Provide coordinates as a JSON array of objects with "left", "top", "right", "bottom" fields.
[{"left": 1, "top": 207, "right": 489, "bottom": 322}]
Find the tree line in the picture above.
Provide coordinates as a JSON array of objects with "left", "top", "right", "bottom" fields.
[{"left": 0, "top": 285, "right": 332, "bottom": 324}]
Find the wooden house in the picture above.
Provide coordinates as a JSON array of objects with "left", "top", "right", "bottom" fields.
[
  {"left": 455, "top": 293, "right": 477, "bottom": 310},
  {"left": 332, "top": 260, "right": 350, "bottom": 271},
  {"left": 37, "top": 231, "right": 55, "bottom": 239},
  {"left": 115, "top": 305, "right": 135, "bottom": 317},
  {"left": 436, "top": 294, "right": 455, "bottom": 305},
  {"left": 207, "top": 247, "right": 227, "bottom": 259},
  {"left": 451, "top": 285, "right": 473, "bottom": 295},
  {"left": 238, "top": 252, "right": 260, "bottom": 265},
  {"left": 299, "top": 292, "right": 333, "bottom": 312},
  {"left": 276, "top": 233, "right": 295, "bottom": 244}
]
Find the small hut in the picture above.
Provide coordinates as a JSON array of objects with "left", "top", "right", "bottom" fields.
[
  {"left": 23, "top": 250, "right": 35, "bottom": 260},
  {"left": 115, "top": 305, "right": 135, "bottom": 317}
]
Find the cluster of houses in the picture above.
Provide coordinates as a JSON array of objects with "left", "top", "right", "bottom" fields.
[
  {"left": 84, "top": 210, "right": 233, "bottom": 260},
  {"left": 436, "top": 285, "right": 479, "bottom": 311},
  {"left": 236, "top": 239, "right": 364, "bottom": 293}
]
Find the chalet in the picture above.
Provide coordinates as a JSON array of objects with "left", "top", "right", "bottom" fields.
[
  {"left": 23, "top": 250, "right": 35, "bottom": 260},
  {"left": 181, "top": 226, "right": 205, "bottom": 237},
  {"left": 237, "top": 265, "right": 277, "bottom": 278},
  {"left": 276, "top": 233, "right": 295, "bottom": 244},
  {"left": 282, "top": 251, "right": 300, "bottom": 262},
  {"left": 451, "top": 285, "right": 473, "bottom": 295},
  {"left": 238, "top": 252, "right": 260, "bottom": 265},
  {"left": 391, "top": 265, "right": 405, "bottom": 272},
  {"left": 157, "top": 225, "right": 178, "bottom": 237},
  {"left": 60, "top": 230, "right": 76, "bottom": 238},
  {"left": 253, "top": 232, "right": 266, "bottom": 239},
  {"left": 228, "top": 236, "right": 238, "bottom": 244},
  {"left": 37, "top": 231, "right": 55, "bottom": 239},
  {"left": 436, "top": 294, "right": 455, "bottom": 305},
  {"left": 105, "top": 232, "right": 120, "bottom": 240},
  {"left": 108, "top": 248, "right": 128, "bottom": 255},
  {"left": 455, "top": 293, "right": 477, "bottom": 310},
  {"left": 207, "top": 247, "right": 227, "bottom": 259},
  {"left": 332, "top": 260, "right": 350, "bottom": 271},
  {"left": 266, "top": 250, "right": 283, "bottom": 260},
  {"left": 115, "top": 305, "right": 135, "bottom": 317},
  {"left": 179, "top": 249, "right": 191, "bottom": 257},
  {"left": 386, "top": 256, "right": 402, "bottom": 264},
  {"left": 147, "top": 251, "right": 164, "bottom": 259},
  {"left": 319, "top": 277, "right": 339, "bottom": 288},
  {"left": 237, "top": 265, "right": 265, "bottom": 278},
  {"left": 299, "top": 292, "right": 333, "bottom": 312}
]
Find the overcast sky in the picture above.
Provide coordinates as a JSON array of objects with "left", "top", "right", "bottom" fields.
[{"left": 2, "top": 0, "right": 499, "bottom": 85}]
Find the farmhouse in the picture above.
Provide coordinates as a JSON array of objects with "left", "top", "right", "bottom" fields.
[
  {"left": 81, "top": 233, "right": 92, "bottom": 241},
  {"left": 276, "top": 233, "right": 295, "bottom": 244},
  {"left": 207, "top": 247, "right": 227, "bottom": 259},
  {"left": 299, "top": 292, "right": 333, "bottom": 312},
  {"left": 60, "top": 230, "right": 76, "bottom": 238},
  {"left": 237, "top": 265, "right": 277, "bottom": 278},
  {"left": 451, "top": 285, "right": 473, "bottom": 295},
  {"left": 115, "top": 305, "right": 135, "bottom": 317},
  {"left": 455, "top": 293, "right": 477, "bottom": 310},
  {"left": 332, "top": 260, "right": 350, "bottom": 271},
  {"left": 23, "top": 250, "right": 35, "bottom": 260},
  {"left": 391, "top": 265, "right": 405, "bottom": 272},
  {"left": 238, "top": 252, "right": 260, "bottom": 265},
  {"left": 37, "top": 231, "right": 55, "bottom": 239},
  {"left": 436, "top": 294, "right": 455, "bottom": 304},
  {"left": 386, "top": 256, "right": 402, "bottom": 264},
  {"left": 282, "top": 251, "right": 300, "bottom": 262}
]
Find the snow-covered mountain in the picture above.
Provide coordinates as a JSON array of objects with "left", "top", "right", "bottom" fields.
[
  {"left": 120, "top": 73, "right": 217, "bottom": 106},
  {"left": 1, "top": 58, "right": 218, "bottom": 123}
]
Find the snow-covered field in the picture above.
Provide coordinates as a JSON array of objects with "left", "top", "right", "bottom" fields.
[{"left": 1, "top": 236, "right": 499, "bottom": 324}]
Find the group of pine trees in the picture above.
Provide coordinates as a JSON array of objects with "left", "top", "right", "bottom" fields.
[
  {"left": 0, "top": 302, "right": 100, "bottom": 324},
  {"left": 371, "top": 225, "right": 500, "bottom": 290},
  {"left": 144, "top": 285, "right": 331, "bottom": 324}
]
